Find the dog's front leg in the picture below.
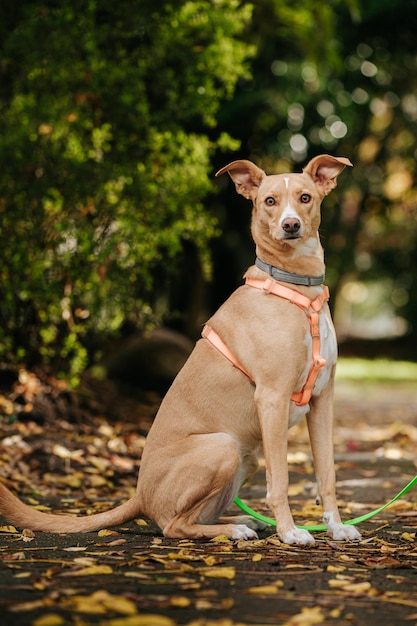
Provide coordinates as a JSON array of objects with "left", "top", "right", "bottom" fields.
[
  {"left": 307, "top": 385, "right": 361, "bottom": 542},
  {"left": 255, "top": 388, "right": 315, "bottom": 546}
]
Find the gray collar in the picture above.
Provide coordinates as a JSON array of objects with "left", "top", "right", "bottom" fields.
[{"left": 255, "top": 257, "right": 325, "bottom": 286}]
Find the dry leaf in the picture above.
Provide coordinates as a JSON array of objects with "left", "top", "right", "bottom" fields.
[
  {"left": 246, "top": 583, "right": 283, "bottom": 594},
  {"left": 210, "top": 535, "right": 232, "bottom": 543},
  {"left": 63, "top": 590, "right": 137, "bottom": 615},
  {"left": 32, "top": 614, "right": 65, "bottom": 626},
  {"left": 62, "top": 564, "right": 113, "bottom": 576},
  {"left": 99, "top": 615, "right": 176, "bottom": 626},
  {"left": 282, "top": 606, "right": 325, "bottom": 625},
  {"left": 0, "top": 524, "right": 18, "bottom": 533},
  {"left": 169, "top": 596, "right": 191, "bottom": 607},
  {"left": 198, "top": 566, "right": 235, "bottom": 579},
  {"left": 328, "top": 579, "right": 372, "bottom": 593},
  {"left": 326, "top": 564, "right": 346, "bottom": 573}
]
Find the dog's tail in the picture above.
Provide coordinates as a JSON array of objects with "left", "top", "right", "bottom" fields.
[{"left": 0, "top": 482, "right": 142, "bottom": 533}]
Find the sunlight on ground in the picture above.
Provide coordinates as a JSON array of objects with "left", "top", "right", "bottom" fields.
[{"left": 336, "top": 358, "right": 417, "bottom": 382}]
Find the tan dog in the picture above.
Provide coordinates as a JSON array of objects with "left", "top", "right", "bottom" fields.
[{"left": 0, "top": 155, "right": 361, "bottom": 545}]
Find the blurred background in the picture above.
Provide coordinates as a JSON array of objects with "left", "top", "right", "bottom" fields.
[{"left": 1, "top": 0, "right": 417, "bottom": 386}]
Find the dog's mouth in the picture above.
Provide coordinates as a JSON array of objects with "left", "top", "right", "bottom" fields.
[{"left": 282, "top": 233, "right": 302, "bottom": 241}]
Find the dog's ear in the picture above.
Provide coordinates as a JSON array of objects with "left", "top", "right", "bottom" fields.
[
  {"left": 216, "top": 160, "right": 266, "bottom": 200},
  {"left": 303, "top": 155, "right": 353, "bottom": 196}
]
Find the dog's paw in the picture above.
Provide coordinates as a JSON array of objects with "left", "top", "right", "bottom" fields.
[
  {"left": 231, "top": 524, "right": 259, "bottom": 540},
  {"left": 324, "top": 513, "right": 361, "bottom": 542},
  {"left": 281, "top": 527, "right": 315, "bottom": 546}
]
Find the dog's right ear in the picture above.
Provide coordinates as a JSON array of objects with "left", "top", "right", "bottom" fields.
[{"left": 215, "top": 160, "right": 266, "bottom": 200}]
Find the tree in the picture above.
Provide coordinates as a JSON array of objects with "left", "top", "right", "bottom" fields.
[
  {"left": 0, "top": 0, "right": 253, "bottom": 380},
  {"left": 213, "top": 0, "right": 417, "bottom": 351}
]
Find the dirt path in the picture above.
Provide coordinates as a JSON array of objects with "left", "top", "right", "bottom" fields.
[{"left": 0, "top": 375, "right": 416, "bottom": 625}]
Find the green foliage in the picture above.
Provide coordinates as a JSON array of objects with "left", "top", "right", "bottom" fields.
[
  {"left": 216, "top": 0, "right": 417, "bottom": 340},
  {"left": 2, "top": 0, "right": 417, "bottom": 380},
  {"left": 0, "top": 0, "right": 253, "bottom": 379}
]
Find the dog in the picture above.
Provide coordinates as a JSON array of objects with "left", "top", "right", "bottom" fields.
[{"left": 0, "top": 155, "right": 361, "bottom": 545}]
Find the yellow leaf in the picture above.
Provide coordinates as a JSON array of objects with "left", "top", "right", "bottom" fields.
[
  {"left": 282, "top": 606, "right": 324, "bottom": 625},
  {"left": 169, "top": 596, "right": 191, "bottom": 608},
  {"left": 73, "top": 557, "right": 97, "bottom": 566},
  {"left": 401, "top": 532, "right": 415, "bottom": 542},
  {"left": 102, "top": 596, "right": 137, "bottom": 615},
  {"left": 198, "top": 566, "right": 235, "bottom": 579},
  {"left": 0, "top": 525, "right": 18, "bottom": 533},
  {"left": 252, "top": 553, "right": 263, "bottom": 562},
  {"left": 64, "top": 591, "right": 137, "bottom": 616},
  {"left": 328, "top": 578, "right": 351, "bottom": 589},
  {"left": 328, "top": 579, "right": 372, "bottom": 593},
  {"left": 210, "top": 535, "right": 232, "bottom": 543},
  {"left": 342, "top": 581, "right": 372, "bottom": 593},
  {"left": 63, "top": 546, "right": 88, "bottom": 552},
  {"left": 246, "top": 583, "right": 283, "bottom": 594},
  {"left": 100, "top": 615, "right": 176, "bottom": 626},
  {"left": 88, "top": 475, "right": 108, "bottom": 487},
  {"left": 65, "top": 565, "right": 113, "bottom": 576},
  {"left": 326, "top": 564, "right": 346, "bottom": 573},
  {"left": 32, "top": 614, "right": 65, "bottom": 626},
  {"left": 98, "top": 529, "right": 120, "bottom": 536},
  {"left": 266, "top": 535, "right": 282, "bottom": 547},
  {"left": 338, "top": 554, "right": 356, "bottom": 562}
]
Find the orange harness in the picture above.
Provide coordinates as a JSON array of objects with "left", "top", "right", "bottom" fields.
[{"left": 202, "top": 277, "right": 330, "bottom": 407}]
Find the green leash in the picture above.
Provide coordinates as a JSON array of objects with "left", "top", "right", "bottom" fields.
[{"left": 234, "top": 474, "right": 417, "bottom": 532}]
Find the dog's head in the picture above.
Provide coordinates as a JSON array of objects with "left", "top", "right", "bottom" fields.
[{"left": 216, "top": 155, "right": 352, "bottom": 251}]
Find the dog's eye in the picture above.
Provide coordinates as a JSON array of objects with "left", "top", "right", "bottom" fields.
[
  {"left": 265, "top": 197, "right": 275, "bottom": 206},
  {"left": 300, "top": 193, "right": 311, "bottom": 203}
]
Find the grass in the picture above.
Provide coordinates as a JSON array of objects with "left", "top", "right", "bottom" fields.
[{"left": 336, "top": 357, "right": 417, "bottom": 382}]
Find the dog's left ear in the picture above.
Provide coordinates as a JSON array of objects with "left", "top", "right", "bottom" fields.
[
  {"left": 303, "top": 155, "right": 353, "bottom": 196},
  {"left": 215, "top": 160, "right": 266, "bottom": 200}
]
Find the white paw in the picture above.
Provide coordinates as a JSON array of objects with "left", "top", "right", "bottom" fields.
[
  {"left": 231, "top": 524, "right": 259, "bottom": 540},
  {"left": 281, "top": 527, "right": 315, "bottom": 546},
  {"left": 324, "top": 513, "right": 361, "bottom": 541}
]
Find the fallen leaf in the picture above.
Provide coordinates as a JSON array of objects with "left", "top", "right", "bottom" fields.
[
  {"left": 282, "top": 605, "right": 325, "bottom": 625},
  {"left": 246, "top": 583, "right": 283, "bottom": 594},
  {"left": 62, "top": 545, "right": 87, "bottom": 553},
  {"left": 99, "top": 615, "right": 176, "bottom": 626},
  {"left": 62, "top": 590, "right": 137, "bottom": 615},
  {"left": 169, "top": 596, "right": 191, "bottom": 607},
  {"left": 328, "top": 579, "right": 372, "bottom": 593},
  {"left": 326, "top": 564, "right": 346, "bottom": 573},
  {"left": 198, "top": 566, "right": 235, "bottom": 579},
  {"left": 210, "top": 535, "right": 232, "bottom": 543},
  {"left": 0, "top": 525, "right": 18, "bottom": 533},
  {"left": 62, "top": 564, "right": 113, "bottom": 576},
  {"left": 32, "top": 614, "right": 65, "bottom": 626}
]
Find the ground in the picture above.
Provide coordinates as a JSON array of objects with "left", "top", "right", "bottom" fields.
[{"left": 0, "top": 369, "right": 416, "bottom": 626}]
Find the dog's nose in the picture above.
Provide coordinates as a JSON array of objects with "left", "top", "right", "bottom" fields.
[{"left": 282, "top": 217, "right": 301, "bottom": 234}]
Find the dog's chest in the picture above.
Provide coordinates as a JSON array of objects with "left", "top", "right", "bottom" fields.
[{"left": 288, "top": 309, "right": 337, "bottom": 427}]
